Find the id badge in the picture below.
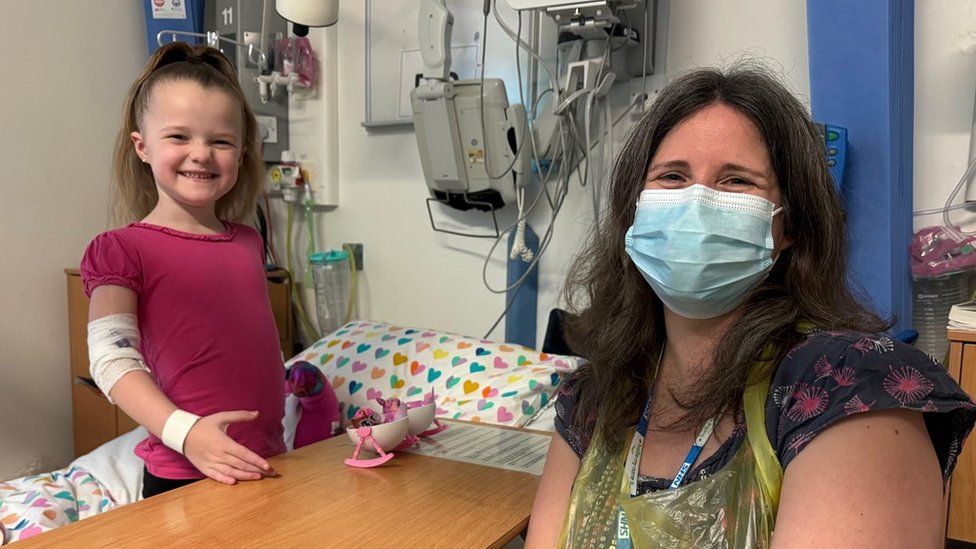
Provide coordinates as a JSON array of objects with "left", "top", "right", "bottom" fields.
[{"left": 617, "top": 506, "right": 632, "bottom": 549}]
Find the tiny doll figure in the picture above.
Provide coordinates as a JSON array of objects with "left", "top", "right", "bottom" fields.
[
  {"left": 350, "top": 408, "right": 380, "bottom": 428},
  {"left": 376, "top": 397, "right": 407, "bottom": 423}
]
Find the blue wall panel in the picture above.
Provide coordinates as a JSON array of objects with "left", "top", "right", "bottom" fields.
[{"left": 807, "top": 0, "right": 913, "bottom": 331}]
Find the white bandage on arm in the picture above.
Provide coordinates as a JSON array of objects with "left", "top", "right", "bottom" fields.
[
  {"left": 161, "top": 409, "right": 201, "bottom": 454},
  {"left": 87, "top": 313, "right": 151, "bottom": 404}
]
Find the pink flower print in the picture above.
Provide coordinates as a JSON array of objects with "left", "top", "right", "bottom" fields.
[
  {"left": 945, "top": 438, "right": 961, "bottom": 474},
  {"left": 830, "top": 367, "right": 856, "bottom": 388},
  {"left": 843, "top": 395, "right": 875, "bottom": 415},
  {"left": 920, "top": 400, "right": 938, "bottom": 412},
  {"left": 786, "top": 431, "right": 817, "bottom": 454},
  {"left": 852, "top": 338, "right": 874, "bottom": 355},
  {"left": 874, "top": 336, "right": 895, "bottom": 353},
  {"left": 772, "top": 384, "right": 798, "bottom": 409},
  {"left": 814, "top": 356, "right": 833, "bottom": 379},
  {"left": 883, "top": 366, "right": 934, "bottom": 404},
  {"left": 853, "top": 336, "right": 895, "bottom": 355},
  {"left": 787, "top": 386, "right": 830, "bottom": 422}
]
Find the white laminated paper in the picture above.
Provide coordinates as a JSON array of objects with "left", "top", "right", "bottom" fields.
[{"left": 402, "top": 422, "right": 551, "bottom": 476}]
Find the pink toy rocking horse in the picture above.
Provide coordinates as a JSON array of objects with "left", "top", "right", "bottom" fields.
[{"left": 344, "top": 408, "right": 395, "bottom": 468}]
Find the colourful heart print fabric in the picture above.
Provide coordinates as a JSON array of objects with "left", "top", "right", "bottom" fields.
[
  {"left": 286, "top": 320, "right": 579, "bottom": 427},
  {"left": 0, "top": 465, "right": 116, "bottom": 543}
]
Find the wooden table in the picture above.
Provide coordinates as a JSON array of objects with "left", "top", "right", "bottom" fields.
[{"left": 21, "top": 425, "right": 548, "bottom": 548}]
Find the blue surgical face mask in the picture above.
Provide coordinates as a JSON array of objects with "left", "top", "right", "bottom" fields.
[{"left": 624, "top": 184, "right": 784, "bottom": 319}]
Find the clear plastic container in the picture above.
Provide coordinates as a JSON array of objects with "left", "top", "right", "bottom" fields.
[
  {"left": 912, "top": 271, "right": 973, "bottom": 360},
  {"left": 310, "top": 250, "right": 351, "bottom": 334}
]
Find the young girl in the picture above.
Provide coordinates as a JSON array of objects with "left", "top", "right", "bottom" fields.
[
  {"left": 526, "top": 66, "right": 976, "bottom": 547},
  {"left": 81, "top": 42, "right": 284, "bottom": 499}
]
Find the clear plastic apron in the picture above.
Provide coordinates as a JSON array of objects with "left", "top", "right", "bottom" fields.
[{"left": 557, "top": 374, "right": 782, "bottom": 548}]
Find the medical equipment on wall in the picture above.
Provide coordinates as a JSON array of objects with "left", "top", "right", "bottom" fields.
[
  {"left": 275, "top": 0, "right": 339, "bottom": 36},
  {"left": 814, "top": 123, "right": 848, "bottom": 191},
  {"left": 510, "top": 0, "right": 657, "bottom": 81},
  {"left": 153, "top": 2, "right": 328, "bottom": 162},
  {"left": 966, "top": 80, "right": 976, "bottom": 204},
  {"left": 411, "top": 0, "right": 532, "bottom": 237},
  {"left": 255, "top": 36, "right": 318, "bottom": 104},
  {"left": 410, "top": 0, "right": 666, "bottom": 339},
  {"left": 267, "top": 146, "right": 345, "bottom": 345},
  {"left": 210, "top": 0, "right": 290, "bottom": 161}
]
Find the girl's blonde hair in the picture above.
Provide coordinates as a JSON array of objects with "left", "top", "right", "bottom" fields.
[{"left": 111, "top": 41, "right": 264, "bottom": 226}]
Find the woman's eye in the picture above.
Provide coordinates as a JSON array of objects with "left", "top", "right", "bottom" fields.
[
  {"left": 723, "top": 177, "right": 753, "bottom": 187},
  {"left": 657, "top": 173, "right": 685, "bottom": 183}
]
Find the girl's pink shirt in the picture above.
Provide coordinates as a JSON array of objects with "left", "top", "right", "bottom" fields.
[{"left": 81, "top": 221, "right": 286, "bottom": 479}]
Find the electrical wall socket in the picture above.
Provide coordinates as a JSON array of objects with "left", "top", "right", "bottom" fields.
[
  {"left": 344, "top": 243, "right": 364, "bottom": 270},
  {"left": 256, "top": 115, "right": 278, "bottom": 144}
]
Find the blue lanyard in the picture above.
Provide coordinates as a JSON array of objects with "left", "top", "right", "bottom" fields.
[
  {"left": 624, "top": 384, "right": 718, "bottom": 494},
  {"left": 618, "top": 381, "right": 719, "bottom": 547}
]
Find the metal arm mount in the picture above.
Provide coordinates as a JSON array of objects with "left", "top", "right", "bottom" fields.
[
  {"left": 156, "top": 29, "right": 267, "bottom": 67},
  {"left": 418, "top": 0, "right": 454, "bottom": 82}
]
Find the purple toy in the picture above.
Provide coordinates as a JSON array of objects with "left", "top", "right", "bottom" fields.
[{"left": 286, "top": 361, "right": 341, "bottom": 449}]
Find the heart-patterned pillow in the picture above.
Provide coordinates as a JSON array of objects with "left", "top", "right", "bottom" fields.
[{"left": 286, "top": 320, "right": 580, "bottom": 427}]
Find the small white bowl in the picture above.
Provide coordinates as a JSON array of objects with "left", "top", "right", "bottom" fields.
[
  {"left": 406, "top": 402, "right": 437, "bottom": 436},
  {"left": 346, "top": 417, "right": 409, "bottom": 452}
]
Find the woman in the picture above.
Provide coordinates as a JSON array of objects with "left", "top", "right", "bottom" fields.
[{"left": 525, "top": 65, "right": 975, "bottom": 548}]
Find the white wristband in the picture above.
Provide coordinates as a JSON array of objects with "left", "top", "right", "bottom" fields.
[{"left": 161, "top": 409, "right": 201, "bottom": 454}]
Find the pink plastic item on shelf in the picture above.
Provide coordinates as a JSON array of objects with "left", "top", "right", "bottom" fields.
[
  {"left": 275, "top": 37, "right": 317, "bottom": 88},
  {"left": 910, "top": 225, "right": 976, "bottom": 278}
]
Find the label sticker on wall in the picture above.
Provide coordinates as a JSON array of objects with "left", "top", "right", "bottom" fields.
[{"left": 152, "top": 0, "right": 187, "bottom": 20}]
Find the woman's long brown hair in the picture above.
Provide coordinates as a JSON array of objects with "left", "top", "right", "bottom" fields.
[
  {"left": 110, "top": 41, "right": 264, "bottom": 226},
  {"left": 563, "top": 64, "right": 888, "bottom": 449}
]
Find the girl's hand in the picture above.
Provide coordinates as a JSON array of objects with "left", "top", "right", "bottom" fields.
[{"left": 182, "top": 410, "right": 278, "bottom": 484}]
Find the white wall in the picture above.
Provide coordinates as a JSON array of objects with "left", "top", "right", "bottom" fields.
[
  {"left": 668, "top": 1, "right": 810, "bottom": 97},
  {"left": 0, "top": 2, "right": 147, "bottom": 479},
  {"left": 914, "top": 1, "right": 976, "bottom": 232},
  {"left": 281, "top": 0, "right": 811, "bottom": 350}
]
